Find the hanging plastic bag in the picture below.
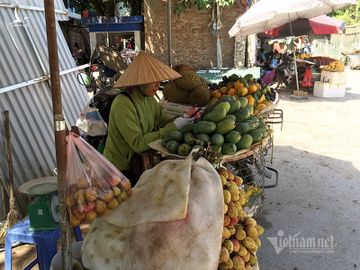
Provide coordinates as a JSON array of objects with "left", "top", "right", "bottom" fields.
[
  {"left": 76, "top": 105, "right": 107, "bottom": 136},
  {"left": 65, "top": 132, "right": 131, "bottom": 226},
  {"left": 262, "top": 69, "right": 276, "bottom": 85},
  {"left": 301, "top": 66, "right": 313, "bottom": 88}
]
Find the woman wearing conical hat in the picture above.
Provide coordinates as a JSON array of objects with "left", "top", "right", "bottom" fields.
[{"left": 103, "top": 51, "right": 193, "bottom": 186}]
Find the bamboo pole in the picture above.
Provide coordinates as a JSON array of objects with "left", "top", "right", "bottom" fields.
[
  {"left": 167, "top": 0, "right": 173, "bottom": 67},
  {"left": 44, "top": 1, "right": 72, "bottom": 269}
]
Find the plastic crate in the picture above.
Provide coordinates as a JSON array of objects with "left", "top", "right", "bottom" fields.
[
  {"left": 320, "top": 70, "right": 345, "bottom": 84},
  {"left": 313, "top": 81, "right": 346, "bottom": 98}
]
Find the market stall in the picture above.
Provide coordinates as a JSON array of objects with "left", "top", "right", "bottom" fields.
[
  {"left": 298, "top": 54, "right": 347, "bottom": 97},
  {"left": 70, "top": 61, "right": 279, "bottom": 270},
  {"left": 145, "top": 65, "right": 281, "bottom": 269}
]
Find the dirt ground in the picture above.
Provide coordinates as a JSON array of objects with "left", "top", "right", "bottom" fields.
[
  {"left": 257, "top": 69, "right": 360, "bottom": 270},
  {"left": 1, "top": 71, "right": 359, "bottom": 270}
]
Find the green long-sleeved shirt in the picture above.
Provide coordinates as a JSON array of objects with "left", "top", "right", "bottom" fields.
[{"left": 103, "top": 88, "right": 176, "bottom": 171}]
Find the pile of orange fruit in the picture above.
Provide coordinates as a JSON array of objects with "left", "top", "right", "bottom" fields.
[{"left": 210, "top": 80, "right": 261, "bottom": 99}]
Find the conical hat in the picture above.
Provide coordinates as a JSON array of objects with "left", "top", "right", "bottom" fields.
[{"left": 114, "top": 51, "right": 181, "bottom": 88}]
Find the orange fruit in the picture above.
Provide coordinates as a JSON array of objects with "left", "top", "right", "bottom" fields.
[
  {"left": 248, "top": 85, "right": 257, "bottom": 94},
  {"left": 234, "top": 80, "right": 244, "bottom": 90},
  {"left": 227, "top": 88, "right": 237, "bottom": 96},
  {"left": 220, "top": 86, "right": 228, "bottom": 94},
  {"left": 246, "top": 95, "right": 255, "bottom": 106},
  {"left": 237, "top": 87, "right": 248, "bottom": 96},
  {"left": 258, "top": 94, "right": 266, "bottom": 104},
  {"left": 211, "top": 90, "right": 222, "bottom": 98}
]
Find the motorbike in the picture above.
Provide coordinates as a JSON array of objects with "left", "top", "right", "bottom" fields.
[{"left": 262, "top": 56, "right": 315, "bottom": 90}]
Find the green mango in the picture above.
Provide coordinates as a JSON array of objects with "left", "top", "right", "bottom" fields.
[
  {"left": 177, "top": 143, "right": 192, "bottom": 156},
  {"left": 211, "top": 133, "right": 225, "bottom": 146},
  {"left": 165, "top": 140, "right": 179, "bottom": 154},
  {"left": 235, "top": 108, "right": 250, "bottom": 122},
  {"left": 238, "top": 97, "right": 248, "bottom": 109},
  {"left": 221, "top": 143, "right": 237, "bottom": 155},
  {"left": 215, "top": 118, "right": 236, "bottom": 135},
  {"left": 225, "top": 131, "right": 241, "bottom": 144},
  {"left": 166, "top": 130, "right": 183, "bottom": 142},
  {"left": 203, "top": 108, "right": 227, "bottom": 122},
  {"left": 236, "top": 134, "right": 253, "bottom": 150},
  {"left": 180, "top": 123, "right": 194, "bottom": 134},
  {"left": 195, "top": 133, "right": 210, "bottom": 145},
  {"left": 249, "top": 130, "right": 263, "bottom": 143},
  {"left": 228, "top": 100, "right": 241, "bottom": 114},
  {"left": 235, "top": 122, "right": 250, "bottom": 135},
  {"left": 213, "top": 101, "right": 231, "bottom": 113},
  {"left": 193, "top": 121, "right": 217, "bottom": 134},
  {"left": 183, "top": 132, "right": 196, "bottom": 145}
]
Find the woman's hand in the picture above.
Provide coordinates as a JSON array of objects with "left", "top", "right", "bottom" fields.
[{"left": 173, "top": 117, "right": 194, "bottom": 129}]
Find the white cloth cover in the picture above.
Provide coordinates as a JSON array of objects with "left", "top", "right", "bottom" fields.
[{"left": 82, "top": 157, "right": 224, "bottom": 270}]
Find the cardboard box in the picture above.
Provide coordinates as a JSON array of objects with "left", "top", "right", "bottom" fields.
[{"left": 313, "top": 81, "right": 346, "bottom": 98}]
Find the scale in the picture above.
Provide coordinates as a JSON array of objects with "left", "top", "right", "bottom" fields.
[{"left": 19, "top": 176, "right": 60, "bottom": 231}]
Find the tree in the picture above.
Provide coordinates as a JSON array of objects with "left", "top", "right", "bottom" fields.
[
  {"left": 173, "top": 0, "right": 235, "bottom": 15},
  {"left": 71, "top": 0, "right": 143, "bottom": 17},
  {"left": 330, "top": 0, "right": 360, "bottom": 25}
]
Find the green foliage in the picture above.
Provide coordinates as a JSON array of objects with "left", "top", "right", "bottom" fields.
[
  {"left": 330, "top": 0, "right": 360, "bottom": 25},
  {"left": 123, "top": 0, "right": 143, "bottom": 15},
  {"left": 71, "top": 0, "right": 143, "bottom": 17},
  {"left": 173, "top": 0, "right": 235, "bottom": 16}
]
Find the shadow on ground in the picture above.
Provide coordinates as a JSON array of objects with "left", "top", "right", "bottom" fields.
[
  {"left": 276, "top": 86, "right": 360, "bottom": 103},
  {"left": 257, "top": 145, "right": 360, "bottom": 270}
]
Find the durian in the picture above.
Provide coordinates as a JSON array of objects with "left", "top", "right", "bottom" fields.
[
  {"left": 163, "top": 82, "right": 189, "bottom": 104},
  {"left": 175, "top": 69, "right": 203, "bottom": 91},
  {"left": 189, "top": 84, "right": 210, "bottom": 106}
]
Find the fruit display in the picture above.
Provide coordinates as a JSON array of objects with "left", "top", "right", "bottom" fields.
[
  {"left": 297, "top": 53, "right": 312, "bottom": 59},
  {"left": 66, "top": 176, "right": 132, "bottom": 226},
  {"left": 162, "top": 94, "right": 269, "bottom": 157},
  {"left": 163, "top": 64, "right": 210, "bottom": 106},
  {"left": 209, "top": 74, "right": 274, "bottom": 116},
  {"left": 309, "top": 56, "right": 337, "bottom": 66},
  {"left": 322, "top": 60, "right": 344, "bottom": 72},
  {"left": 217, "top": 167, "right": 264, "bottom": 270}
]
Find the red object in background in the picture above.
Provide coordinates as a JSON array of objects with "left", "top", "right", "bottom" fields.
[
  {"left": 264, "top": 15, "right": 345, "bottom": 38},
  {"left": 301, "top": 66, "right": 313, "bottom": 88},
  {"left": 90, "top": 65, "right": 98, "bottom": 71},
  {"left": 82, "top": 9, "right": 89, "bottom": 19}
]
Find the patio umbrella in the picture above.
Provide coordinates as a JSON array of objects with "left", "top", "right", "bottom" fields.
[
  {"left": 263, "top": 15, "right": 345, "bottom": 38},
  {"left": 228, "top": 0, "right": 355, "bottom": 37},
  {"left": 228, "top": 0, "right": 356, "bottom": 92}
]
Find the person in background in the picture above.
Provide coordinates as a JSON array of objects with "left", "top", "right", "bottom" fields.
[
  {"left": 114, "top": 36, "right": 124, "bottom": 52},
  {"left": 270, "top": 50, "right": 281, "bottom": 69},
  {"left": 303, "top": 41, "right": 312, "bottom": 54},
  {"left": 103, "top": 51, "right": 193, "bottom": 186},
  {"left": 256, "top": 48, "right": 267, "bottom": 67},
  {"left": 272, "top": 40, "right": 282, "bottom": 54}
]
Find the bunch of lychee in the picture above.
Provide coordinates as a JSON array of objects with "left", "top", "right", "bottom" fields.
[
  {"left": 66, "top": 176, "right": 131, "bottom": 226},
  {"left": 217, "top": 167, "right": 264, "bottom": 270}
]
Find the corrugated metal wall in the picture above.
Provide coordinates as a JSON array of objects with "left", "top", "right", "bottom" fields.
[{"left": 0, "top": 0, "right": 89, "bottom": 217}]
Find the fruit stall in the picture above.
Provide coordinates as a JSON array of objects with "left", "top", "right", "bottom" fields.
[
  {"left": 298, "top": 54, "right": 347, "bottom": 97},
  {"left": 147, "top": 64, "right": 280, "bottom": 269},
  {"left": 65, "top": 64, "right": 280, "bottom": 270}
]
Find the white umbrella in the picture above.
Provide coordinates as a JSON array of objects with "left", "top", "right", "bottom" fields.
[
  {"left": 228, "top": 0, "right": 356, "bottom": 93},
  {"left": 229, "top": 0, "right": 355, "bottom": 37}
]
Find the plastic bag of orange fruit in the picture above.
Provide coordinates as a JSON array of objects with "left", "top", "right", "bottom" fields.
[{"left": 65, "top": 132, "right": 131, "bottom": 226}]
